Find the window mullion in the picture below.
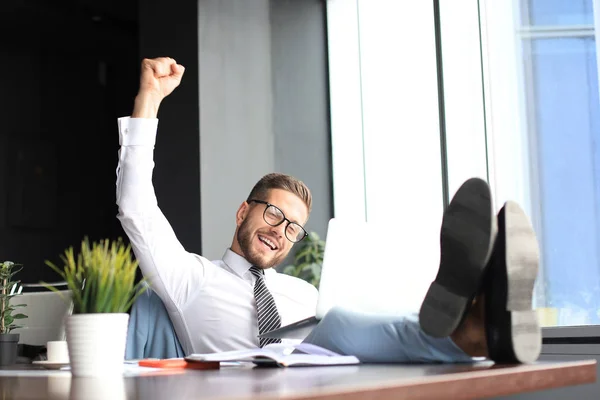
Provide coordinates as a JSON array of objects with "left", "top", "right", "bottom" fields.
[{"left": 593, "top": 0, "right": 600, "bottom": 100}]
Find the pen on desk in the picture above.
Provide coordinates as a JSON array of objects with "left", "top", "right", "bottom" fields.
[
  {"left": 138, "top": 358, "right": 220, "bottom": 370},
  {"left": 125, "top": 358, "right": 158, "bottom": 364}
]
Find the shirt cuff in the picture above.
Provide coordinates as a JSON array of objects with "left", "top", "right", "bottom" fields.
[{"left": 118, "top": 116, "right": 159, "bottom": 146}]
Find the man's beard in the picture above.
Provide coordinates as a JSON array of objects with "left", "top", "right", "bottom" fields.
[{"left": 237, "top": 219, "right": 286, "bottom": 269}]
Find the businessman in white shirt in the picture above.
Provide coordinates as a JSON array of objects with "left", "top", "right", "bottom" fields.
[{"left": 117, "top": 57, "right": 541, "bottom": 364}]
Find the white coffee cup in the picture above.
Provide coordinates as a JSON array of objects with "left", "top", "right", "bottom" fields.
[{"left": 47, "top": 341, "right": 70, "bottom": 363}]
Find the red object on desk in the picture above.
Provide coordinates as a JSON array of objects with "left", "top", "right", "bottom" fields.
[{"left": 139, "top": 358, "right": 220, "bottom": 370}]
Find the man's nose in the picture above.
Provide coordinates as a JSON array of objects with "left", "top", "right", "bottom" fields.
[{"left": 270, "top": 222, "right": 286, "bottom": 238}]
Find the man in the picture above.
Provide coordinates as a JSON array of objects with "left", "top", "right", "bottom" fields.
[
  {"left": 117, "top": 57, "right": 541, "bottom": 363},
  {"left": 117, "top": 58, "right": 318, "bottom": 354}
]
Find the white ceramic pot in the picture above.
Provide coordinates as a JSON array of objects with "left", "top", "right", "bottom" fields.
[{"left": 65, "top": 313, "right": 129, "bottom": 377}]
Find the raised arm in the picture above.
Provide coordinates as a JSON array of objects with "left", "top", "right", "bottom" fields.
[{"left": 116, "top": 57, "right": 206, "bottom": 310}]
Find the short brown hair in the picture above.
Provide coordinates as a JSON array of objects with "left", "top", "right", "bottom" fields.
[{"left": 247, "top": 173, "right": 312, "bottom": 214}]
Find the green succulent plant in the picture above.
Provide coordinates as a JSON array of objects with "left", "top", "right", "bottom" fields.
[
  {"left": 43, "top": 238, "right": 148, "bottom": 314},
  {"left": 0, "top": 261, "right": 28, "bottom": 334},
  {"left": 282, "top": 231, "right": 325, "bottom": 288}
]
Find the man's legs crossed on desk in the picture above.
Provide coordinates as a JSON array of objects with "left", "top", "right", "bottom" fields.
[{"left": 303, "top": 178, "right": 541, "bottom": 364}]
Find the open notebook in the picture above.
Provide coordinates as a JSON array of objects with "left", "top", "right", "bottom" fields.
[{"left": 185, "top": 343, "right": 359, "bottom": 367}]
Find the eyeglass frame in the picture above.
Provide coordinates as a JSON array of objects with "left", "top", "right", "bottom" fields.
[{"left": 247, "top": 199, "right": 308, "bottom": 243}]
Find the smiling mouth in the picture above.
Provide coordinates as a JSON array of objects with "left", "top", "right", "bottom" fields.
[{"left": 258, "top": 235, "right": 278, "bottom": 251}]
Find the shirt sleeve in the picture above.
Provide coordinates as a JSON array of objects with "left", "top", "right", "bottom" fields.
[{"left": 115, "top": 117, "right": 206, "bottom": 310}]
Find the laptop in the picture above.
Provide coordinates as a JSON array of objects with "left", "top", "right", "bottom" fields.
[
  {"left": 260, "top": 217, "right": 439, "bottom": 340},
  {"left": 12, "top": 285, "right": 73, "bottom": 346}
]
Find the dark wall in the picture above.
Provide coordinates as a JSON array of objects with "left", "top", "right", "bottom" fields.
[
  {"left": 138, "top": 0, "right": 202, "bottom": 255},
  {"left": 0, "top": 2, "right": 139, "bottom": 284}
]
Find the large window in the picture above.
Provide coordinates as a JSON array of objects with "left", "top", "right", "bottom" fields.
[
  {"left": 328, "top": 0, "right": 600, "bottom": 328},
  {"left": 525, "top": 1, "right": 600, "bottom": 326},
  {"left": 475, "top": 0, "right": 600, "bottom": 327},
  {"left": 327, "top": 0, "right": 446, "bottom": 312}
]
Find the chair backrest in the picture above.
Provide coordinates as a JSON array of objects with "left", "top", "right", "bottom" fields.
[{"left": 125, "top": 285, "right": 185, "bottom": 360}]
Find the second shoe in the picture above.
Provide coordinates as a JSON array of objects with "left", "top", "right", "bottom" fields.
[{"left": 484, "top": 201, "right": 542, "bottom": 363}]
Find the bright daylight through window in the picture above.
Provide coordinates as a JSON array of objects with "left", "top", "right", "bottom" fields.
[
  {"left": 480, "top": 0, "right": 600, "bottom": 327},
  {"left": 328, "top": 0, "right": 600, "bottom": 328}
]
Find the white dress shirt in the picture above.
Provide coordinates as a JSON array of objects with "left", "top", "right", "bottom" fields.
[{"left": 115, "top": 117, "right": 319, "bottom": 354}]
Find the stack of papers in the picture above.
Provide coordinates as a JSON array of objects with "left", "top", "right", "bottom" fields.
[{"left": 185, "top": 343, "right": 359, "bottom": 367}]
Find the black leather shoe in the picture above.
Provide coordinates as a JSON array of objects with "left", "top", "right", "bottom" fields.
[
  {"left": 485, "top": 201, "right": 541, "bottom": 363},
  {"left": 419, "top": 177, "right": 497, "bottom": 338}
]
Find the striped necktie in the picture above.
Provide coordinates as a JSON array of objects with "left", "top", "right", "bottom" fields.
[{"left": 249, "top": 266, "right": 282, "bottom": 347}]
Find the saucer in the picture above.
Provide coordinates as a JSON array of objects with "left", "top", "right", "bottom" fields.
[{"left": 32, "top": 360, "right": 70, "bottom": 370}]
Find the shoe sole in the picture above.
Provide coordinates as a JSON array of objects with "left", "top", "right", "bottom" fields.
[
  {"left": 420, "top": 178, "right": 496, "bottom": 338},
  {"left": 503, "top": 201, "right": 541, "bottom": 363}
]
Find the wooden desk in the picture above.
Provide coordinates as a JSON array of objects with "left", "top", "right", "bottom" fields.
[{"left": 0, "top": 360, "right": 595, "bottom": 400}]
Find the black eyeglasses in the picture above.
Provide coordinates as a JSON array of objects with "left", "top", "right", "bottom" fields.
[{"left": 247, "top": 199, "right": 308, "bottom": 243}]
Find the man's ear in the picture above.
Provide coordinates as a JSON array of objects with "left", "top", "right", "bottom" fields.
[{"left": 236, "top": 201, "right": 249, "bottom": 226}]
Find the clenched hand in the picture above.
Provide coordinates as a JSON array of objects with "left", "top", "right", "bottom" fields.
[{"left": 132, "top": 57, "right": 185, "bottom": 119}]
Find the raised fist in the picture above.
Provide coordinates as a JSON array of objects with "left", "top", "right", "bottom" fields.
[
  {"left": 138, "top": 57, "right": 185, "bottom": 100},
  {"left": 132, "top": 57, "right": 185, "bottom": 118}
]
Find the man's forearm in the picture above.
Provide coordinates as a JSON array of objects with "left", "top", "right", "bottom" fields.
[{"left": 132, "top": 93, "right": 162, "bottom": 119}]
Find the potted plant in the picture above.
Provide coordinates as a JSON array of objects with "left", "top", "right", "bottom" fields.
[
  {"left": 282, "top": 231, "right": 325, "bottom": 288},
  {"left": 0, "top": 261, "right": 27, "bottom": 366},
  {"left": 43, "top": 237, "right": 147, "bottom": 376}
]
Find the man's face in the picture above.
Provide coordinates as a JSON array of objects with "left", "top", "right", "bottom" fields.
[{"left": 235, "top": 189, "right": 309, "bottom": 269}]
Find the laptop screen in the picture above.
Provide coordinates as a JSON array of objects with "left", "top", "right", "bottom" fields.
[
  {"left": 315, "top": 218, "right": 437, "bottom": 318},
  {"left": 11, "top": 289, "right": 72, "bottom": 345}
]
